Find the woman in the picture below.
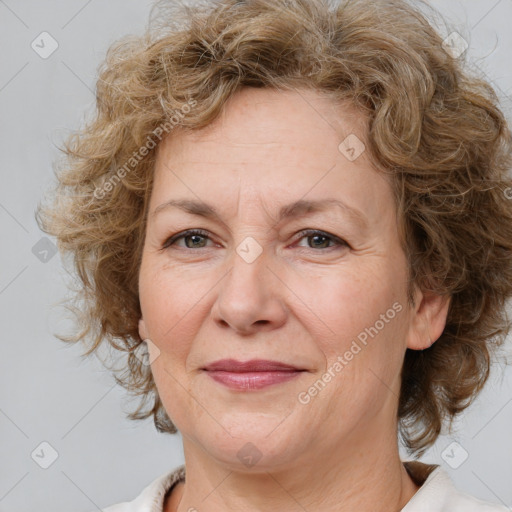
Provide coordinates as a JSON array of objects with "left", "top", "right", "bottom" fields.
[{"left": 37, "top": 0, "right": 512, "bottom": 510}]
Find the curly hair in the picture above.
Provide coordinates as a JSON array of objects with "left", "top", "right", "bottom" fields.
[{"left": 36, "top": 0, "right": 512, "bottom": 456}]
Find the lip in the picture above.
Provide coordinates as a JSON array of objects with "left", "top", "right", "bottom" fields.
[
  {"left": 202, "top": 359, "right": 306, "bottom": 391},
  {"left": 202, "top": 359, "right": 303, "bottom": 372},
  {"left": 206, "top": 371, "right": 303, "bottom": 390}
]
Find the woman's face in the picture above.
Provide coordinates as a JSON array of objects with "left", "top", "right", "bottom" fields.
[{"left": 138, "top": 87, "right": 439, "bottom": 471}]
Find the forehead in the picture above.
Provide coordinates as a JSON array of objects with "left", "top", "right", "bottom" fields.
[
  {"left": 151, "top": 87, "right": 393, "bottom": 224},
  {"left": 164, "top": 87, "right": 368, "bottom": 158}
]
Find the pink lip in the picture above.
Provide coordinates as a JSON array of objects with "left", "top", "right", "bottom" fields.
[
  {"left": 202, "top": 359, "right": 305, "bottom": 391},
  {"left": 202, "top": 359, "right": 302, "bottom": 372},
  {"left": 206, "top": 370, "right": 303, "bottom": 390}
]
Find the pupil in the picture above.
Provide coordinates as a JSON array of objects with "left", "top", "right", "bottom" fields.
[
  {"left": 311, "top": 235, "right": 328, "bottom": 248},
  {"left": 187, "top": 234, "right": 204, "bottom": 248}
]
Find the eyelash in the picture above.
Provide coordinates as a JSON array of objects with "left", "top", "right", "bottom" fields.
[{"left": 161, "top": 229, "right": 348, "bottom": 251}]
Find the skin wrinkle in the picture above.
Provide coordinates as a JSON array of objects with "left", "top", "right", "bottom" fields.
[
  {"left": 34, "top": 1, "right": 512, "bottom": 507},
  {"left": 138, "top": 87, "right": 450, "bottom": 512}
]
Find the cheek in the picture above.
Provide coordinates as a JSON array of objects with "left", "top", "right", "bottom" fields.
[
  {"left": 307, "top": 264, "right": 398, "bottom": 338},
  {"left": 303, "top": 261, "right": 408, "bottom": 397},
  {"left": 139, "top": 258, "right": 204, "bottom": 340},
  {"left": 305, "top": 276, "right": 407, "bottom": 424}
]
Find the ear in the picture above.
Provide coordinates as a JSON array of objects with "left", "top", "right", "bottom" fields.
[
  {"left": 138, "top": 318, "right": 149, "bottom": 341},
  {"left": 406, "top": 286, "right": 451, "bottom": 350}
]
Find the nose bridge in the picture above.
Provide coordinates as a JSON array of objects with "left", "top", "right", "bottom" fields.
[
  {"left": 212, "top": 234, "right": 286, "bottom": 333},
  {"left": 223, "top": 235, "right": 269, "bottom": 308}
]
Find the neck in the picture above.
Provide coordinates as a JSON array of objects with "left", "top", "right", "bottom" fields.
[{"left": 169, "top": 424, "right": 419, "bottom": 512}]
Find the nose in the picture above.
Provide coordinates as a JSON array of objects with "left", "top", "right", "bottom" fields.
[{"left": 211, "top": 245, "right": 288, "bottom": 336}]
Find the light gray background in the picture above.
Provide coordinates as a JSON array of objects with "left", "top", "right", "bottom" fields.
[{"left": 1, "top": 1, "right": 511, "bottom": 511}]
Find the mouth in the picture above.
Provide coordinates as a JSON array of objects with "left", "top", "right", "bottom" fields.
[
  {"left": 202, "top": 359, "right": 304, "bottom": 372},
  {"left": 201, "top": 359, "right": 306, "bottom": 391}
]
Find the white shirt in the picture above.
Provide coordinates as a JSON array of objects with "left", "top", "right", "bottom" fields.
[{"left": 98, "top": 462, "right": 510, "bottom": 512}]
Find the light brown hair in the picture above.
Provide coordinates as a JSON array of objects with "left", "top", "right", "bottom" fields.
[{"left": 37, "top": 0, "right": 512, "bottom": 456}]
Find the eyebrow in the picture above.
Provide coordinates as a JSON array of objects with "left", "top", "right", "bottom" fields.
[{"left": 151, "top": 198, "right": 368, "bottom": 230}]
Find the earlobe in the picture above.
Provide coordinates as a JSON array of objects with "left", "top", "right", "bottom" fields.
[
  {"left": 406, "top": 288, "right": 451, "bottom": 351},
  {"left": 138, "top": 318, "right": 148, "bottom": 341}
]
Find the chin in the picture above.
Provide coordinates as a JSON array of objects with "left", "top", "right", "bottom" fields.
[{"left": 190, "top": 417, "right": 303, "bottom": 469}]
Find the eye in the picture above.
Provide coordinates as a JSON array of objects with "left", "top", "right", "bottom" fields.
[
  {"left": 162, "top": 229, "right": 215, "bottom": 249},
  {"left": 293, "top": 229, "right": 348, "bottom": 250},
  {"left": 161, "top": 228, "right": 349, "bottom": 251}
]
